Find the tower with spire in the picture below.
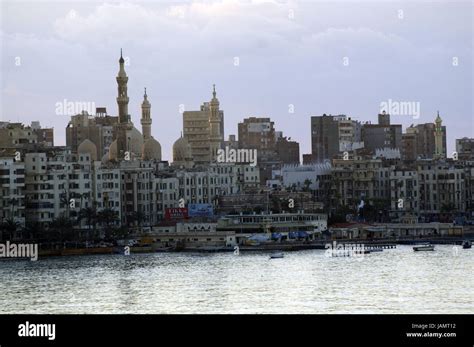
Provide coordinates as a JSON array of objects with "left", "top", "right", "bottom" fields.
[
  {"left": 114, "top": 49, "right": 133, "bottom": 160},
  {"left": 116, "top": 49, "right": 129, "bottom": 124},
  {"left": 140, "top": 88, "right": 162, "bottom": 161},
  {"left": 141, "top": 88, "right": 151, "bottom": 140},
  {"left": 434, "top": 111, "right": 445, "bottom": 159},
  {"left": 209, "top": 84, "right": 223, "bottom": 161}
]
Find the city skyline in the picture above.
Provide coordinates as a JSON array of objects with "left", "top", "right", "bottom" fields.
[
  {"left": 1, "top": 0, "right": 474, "bottom": 334},
  {"left": 1, "top": 0, "right": 472, "bottom": 161}
]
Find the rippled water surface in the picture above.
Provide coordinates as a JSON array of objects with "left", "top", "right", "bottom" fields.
[{"left": 1, "top": 245, "right": 472, "bottom": 313}]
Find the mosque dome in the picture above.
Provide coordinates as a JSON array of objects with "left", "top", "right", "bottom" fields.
[
  {"left": 142, "top": 137, "right": 162, "bottom": 161},
  {"left": 77, "top": 139, "right": 98, "bottom": 161},
  {"left": 173, "top": 135, "right": 192, "bottom": 162}
]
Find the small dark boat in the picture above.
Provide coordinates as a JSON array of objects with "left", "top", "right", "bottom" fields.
[
  {"left": 269, "top": 251, "right": 284, "bottom": 259},
  {"left": 413, "top": 244, "right": 434, "bottom": 251},
  {"left": 462, "top": 240, "right": 472, "bottom": 249}
]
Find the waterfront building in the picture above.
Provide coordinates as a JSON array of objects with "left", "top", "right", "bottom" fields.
[
  {"left": 456, "top": 137, "right": 474, "bottom": 160},
  {"left": 331, "top": 157, "right": 391, "bottom": 208},
  {"left": 0, "top": 121, "right": 54, "bottom": 149},
  {"left": 401, "top": 130, "right": 417, "bottom": 161},
  {"left": 334, "top": 115, "right": 363, "bottom": 152},
  {"left": 217, "top": 212, "right": 327, "bottom": 244},
  {"left": 0, "top": 155, "right": 25, "bottom": 229},
  {"left": 119, "top": 161, "right": 156, "bottom": 227},
  {"left": 93, "top": 162, "right": 122, "bottom": 224},
  {"left": 238, "top": 117, "right": 300, "bottom": 182},
  {"left": 174, "top": 86, "right": 224, "bottom": 166},
  {"left": 238, "top": 117, "right": 277, "bottom": 161},
  {"left": 417, "top": 160, "right": 466, "bottom": 219},
  {"left": 23, "top": 148, "right": 93, "bottom": 226},
  {"left": 361, "top": 112, "right": 402, "bottom": 154},
  {"left": 389, "top": 168, "right": 419, "bottom": 220},
  {"left": 66, "top": 111, "right": 118, "bottom": 160},
  {"left": 276, "top": 136, "right": 300, "bottom": 165},
  {"left": 280, "top": 163, "right": 332, "bottom": 191},
  {"left": 175, "top": 162, "right": 260, "bottom": 205},
  {"left": 217, "top": 191, "right": 323, "bottom": 214},
  {"left": 402, "top": 117, "right": 447, "bottom": 161},
  {"left": 310, "top": 114, "right": 339, "bottom": 162},
  {"left": 464, "top": 165, "right": 474, "bottom": 219},
  {"left": 302, "top": 153, "right": 315, "bottom": 165},
  {"left": 148, "top": 227, "right": 236, "bottom": 250}
]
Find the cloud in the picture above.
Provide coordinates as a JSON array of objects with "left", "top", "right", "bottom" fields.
[{"left": 1, "top": 0, "right": 472, "bottom": 159}]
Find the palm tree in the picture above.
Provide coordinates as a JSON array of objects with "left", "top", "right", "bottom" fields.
[
  {"left": 49, "top": 217, "right": 74, "bottom": 242},
  {"left": 112, "top": 226, "right": 129, "bottom": 240},
  {"left": 22, "top": 221, "right": 45, "bottom": 243},
  {"left": 78, "top": 207, "right": 97, "bottom": 230},
  {"left": 60, "top": 190, "right": 71, "bottom": 219},
  {"left": 97, "top": 208, "right": 119, "bottom": 240},
  {"left": 127, "top": 211, "right": 145, "bottom": 226},
  {"left": 0, "top": 218, "right": 20, "bottom": 241}
]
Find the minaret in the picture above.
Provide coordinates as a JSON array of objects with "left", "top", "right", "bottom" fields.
[
  {"left": 434, "top": 111, "right": 445, "bottom": 159},
  {"left": 115, "top": 49, "right": 131, "bottom": 160},
  {"left": 116, "top": 49, "right": 129, "bottom": 124},
  {"left": 141, "top": 88, "right": 151, "bottom": 141},
  {"left": 209, "top": 84, "right": 222, "bottom": 161}
]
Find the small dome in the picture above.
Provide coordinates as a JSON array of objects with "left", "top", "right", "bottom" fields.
[
  {"left": 142, "top": 137, "right": 162, "bottom": 161},
  {"left": 108, "top": 139, "right": 118, "bottom": 161},
  {"left": 173, "top": 135, "right": 192, "bottom": 162},
  {"left": 78, "top": 139, "right": 97, "bottom": 161}
]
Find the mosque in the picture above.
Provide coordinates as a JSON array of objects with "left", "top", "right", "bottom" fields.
[
  {"left": 74, "top": 50, "right": 161, "bottom": 164},
  {"left": 75, "top": 50, "right": 223, "bottom": 167}
]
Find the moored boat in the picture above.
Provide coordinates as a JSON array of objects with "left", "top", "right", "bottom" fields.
[
  {"left": 269, "top": 251, "right": 284, "bottom": 259},
  {"left": 413, "top": 244, "right": 434, "bottom": 251},
  {"left": 369, "top": 247, "right": 383, "bottom": 252}
]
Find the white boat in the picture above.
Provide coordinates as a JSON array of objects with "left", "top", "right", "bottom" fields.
[
  {"left": 269, "top": 252, "right": 284, "bottom": 259},
  {"left": 413, "top": 245, "right": 434, "bottom": 251}
]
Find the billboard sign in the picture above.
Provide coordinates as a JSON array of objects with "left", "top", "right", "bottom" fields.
[
  {"left": 188, "top": 203, "right": 214, "bottom": 217},
  {"left": 165, "top": 207, "right": 188, "bottom": 220}
]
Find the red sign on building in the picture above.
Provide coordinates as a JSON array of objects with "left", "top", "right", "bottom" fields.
[{"left": 165, "top": 207, "right": 188, "bottom": 220}]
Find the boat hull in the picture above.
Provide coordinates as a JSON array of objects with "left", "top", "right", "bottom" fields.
[
  {"left": 413, "top": 246, "right": 434, "bottom": 251},
  {"left": 269, "top": 252, "right": 284, "bottom": 259}
]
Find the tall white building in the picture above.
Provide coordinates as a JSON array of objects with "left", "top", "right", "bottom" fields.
[
  {"left": 0, "top": 156, "right": 25, "bottom": 227},
  {"left": 24, "top": 149, "right": 93, "bottom": 225}
]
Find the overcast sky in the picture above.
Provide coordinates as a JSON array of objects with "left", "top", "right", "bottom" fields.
[{"left": 1, "top": 0, "right": 473, "bottom": 160}]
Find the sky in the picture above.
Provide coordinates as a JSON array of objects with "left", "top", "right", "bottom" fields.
[{"left": 1, "top": 0, "right": 473, "bottom": 161}]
